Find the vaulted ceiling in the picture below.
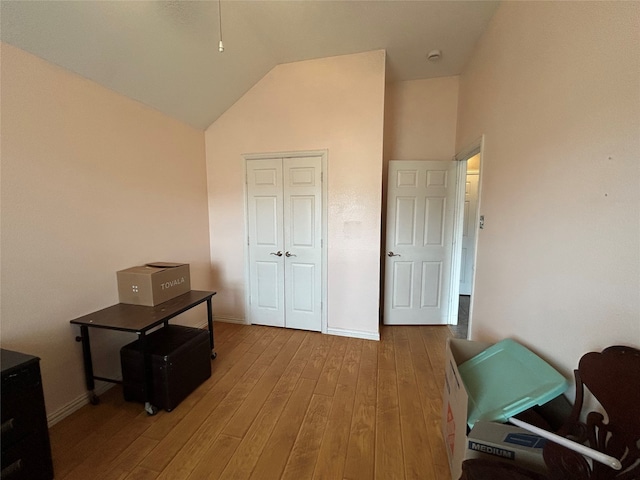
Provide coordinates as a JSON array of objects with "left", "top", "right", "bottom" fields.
[{"left": 1, "top": 1, "right": 500, "bottom": 129}]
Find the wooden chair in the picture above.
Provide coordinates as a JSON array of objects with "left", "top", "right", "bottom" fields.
[{"left": 543, "top": 345, "right": 640, "bottom": 480}]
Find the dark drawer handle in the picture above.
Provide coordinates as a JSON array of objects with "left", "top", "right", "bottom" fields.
[
  {"left": 1, "top": 458, "right": 24, "bottom": 477},
  {"left": 1, "top": 418, "right": 15, "bottom": 435}
]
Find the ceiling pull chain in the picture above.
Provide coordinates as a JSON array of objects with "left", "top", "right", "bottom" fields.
[{"left": 218, "top": 0, "right": 224, "bottom": 52}]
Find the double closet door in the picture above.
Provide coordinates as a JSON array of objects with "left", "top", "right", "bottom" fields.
[{"left": 246, "top": 156, "right": 322, "bottom": 332}]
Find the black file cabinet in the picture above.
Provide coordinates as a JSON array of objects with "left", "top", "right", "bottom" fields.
[{"left": 1, "top": 349, "right": 54, "bottom": 480}]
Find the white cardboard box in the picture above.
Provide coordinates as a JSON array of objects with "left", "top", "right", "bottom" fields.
[
  {"left": 117, "top": 262, "right": 190, "bottom": 306},
  {"left": 465, "top": 421, "right": 547, "bottom": 474},
  {"left": 441, "top": 338, "right": 492, "bottom": 480}
]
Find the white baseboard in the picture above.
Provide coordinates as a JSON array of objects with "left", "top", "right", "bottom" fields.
[
  {"left": 47, "top": 379, "right": 118, "bottom": 427},
  {"left": 327, "top": 327, "right": 380, "bottom": 341},
  {"left": 195, "top": 316, "right": 248, "bottom": 330},
  {"left": 214, "top": 316, "right": 249, "bottom": 325}
]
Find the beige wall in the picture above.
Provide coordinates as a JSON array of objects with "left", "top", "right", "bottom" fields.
[
  {"left": 205, "top": 50, "right": 385, "bottom": 337},
  {"left": 456, "top": 2, "right": 640, "bottom": 383},
  {"left": 384, "top": 76, "right": 459, "bottom": 162},
  {"left": 0, "top": 43, "right": 211, "bottom": 419}
]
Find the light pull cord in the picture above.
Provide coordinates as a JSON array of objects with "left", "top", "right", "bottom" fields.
[{"left": 218, "top": 0, "right": 224, "bottom": 52}]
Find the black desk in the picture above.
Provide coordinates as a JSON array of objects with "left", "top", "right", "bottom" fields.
[{"left": 70, "top": 290, "right": 216, "bottom": 414}]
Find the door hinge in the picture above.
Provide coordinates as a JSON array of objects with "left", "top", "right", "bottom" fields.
[
  {"left": 321, "top": 172, "right": 323, "bottom": 182},
  {"left": 248, "top": 236, "right": 250, "bottom": 246}
]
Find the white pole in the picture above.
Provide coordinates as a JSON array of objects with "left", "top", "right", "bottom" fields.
[{"left": 508, "top": 417, "right": 622, "bottom": 471}]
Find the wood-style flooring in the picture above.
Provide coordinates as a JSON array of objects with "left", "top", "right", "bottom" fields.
[{"left": 49, "top": 322, "right": 453, "bottom": 480}]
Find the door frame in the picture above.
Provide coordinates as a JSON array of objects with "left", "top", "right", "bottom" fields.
[
  {"left": 242, "top": 149, "right": 329, "bottom": 334},
  {"left": 459, "top": 171, "right": 479, "bottom": 295},
  {"left": 449, "top": 136, "right": 484, "bottom": 335}
]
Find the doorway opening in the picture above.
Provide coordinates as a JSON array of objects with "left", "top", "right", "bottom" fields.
[
  {"left": 449, "top": 295, "right": 470, "bottom": 339},
  {"left": 450, "top": 139, "right": 483, "bottom": 339}
]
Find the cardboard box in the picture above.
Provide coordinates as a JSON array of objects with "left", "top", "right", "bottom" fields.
[
  {"left": 465, "top": 421, "right": 547, "bottom": 474},
  {"left": 442, "top": 338, "right": 566, "bottom": 479},
  {"left": 117, "top": 262, "right": 190, "bottom": 306},
  {"left": 442, "top": 338, "right": 492, "bottom": 480}
]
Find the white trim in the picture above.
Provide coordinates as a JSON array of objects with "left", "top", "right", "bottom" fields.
[
  {"left": 320, "top": 153, "right": 328, "bottom": 335},
  {"left": 327, "top": 327, "right": 380, "bottom": 342},
  {"left": 452, "top": 135, "right": 485, "bottom": 339},
  {"left": 242, "top": 149, "right": 329, "bottom": 335},
  {"left": 242, "top": 158, "right": 252, "bottom": 331},
  {"left": 455, "top": 138, "right": 483, "bottom": 162},
  {"left": 211, "top": 316, "right": 248, "bottom": 325},
  {"left": 447, "top": 160, "right": 467, "bottom": 325},
  {"left": 47, "top": 379, "right": 116, "bottom": 427},
  {"left": 242, "top": 150, "right": 326, "bottom": 162}
]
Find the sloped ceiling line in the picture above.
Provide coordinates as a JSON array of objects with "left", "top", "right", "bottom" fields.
[{"left": 0, "top": 1, "right": 500, "bottom": 129}]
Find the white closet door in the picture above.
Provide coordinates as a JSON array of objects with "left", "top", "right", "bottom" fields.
[
  {"left": 247, "top": 159, "right": 285, "bottom": 327},
  {"left": 246, "top": 156, "right": 322, "bottom": 332},
  {"left": 283, "top": 157, "right": 322, "bottom": 332}
]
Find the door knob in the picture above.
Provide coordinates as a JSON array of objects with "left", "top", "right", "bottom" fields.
[
  {"left": 387, "top": 251, "right": 401, "bottom": 257},
  {"left": 270, "top": 251, "right": 283, "bottom": 257},
  {"left": 285, "top": 251, "right": 297, "bottom": 257}
]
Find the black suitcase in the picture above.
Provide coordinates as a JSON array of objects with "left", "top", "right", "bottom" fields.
[{"left": 120, "top": 325, "right": 211, "bottom": 411}]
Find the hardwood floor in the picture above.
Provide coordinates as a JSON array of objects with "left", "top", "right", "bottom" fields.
[{"left": 49, "top": 322, "right": 453, "bottom": 480}]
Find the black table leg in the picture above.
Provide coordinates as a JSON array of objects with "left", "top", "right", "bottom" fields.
[
  {"left": 75, "top": 325, "right": 99, "bottom": 405},
  {"left": 206, "top": 298, "right": 216, "bottom": 359}
]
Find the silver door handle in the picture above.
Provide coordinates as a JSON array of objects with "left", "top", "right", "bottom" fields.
[
  {"left": 285, "top": 251, "right": 296, "bottom": 257},
  {"left": 387, "top": 251, "right": 401, "bottom": 257},
  {"left": 270, "top": 251, "right": 283, "bottom": 257}
]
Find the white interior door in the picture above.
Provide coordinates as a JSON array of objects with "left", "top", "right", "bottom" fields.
[
  {"left": 460, "top": 173, "right": 479, "bottom": 295},
  {"left": 283, "top": 158, "right": 322, "bottom": 331},
  {"left": 247, "top": 156, "right": 322, "bottom": 332},
  {"left": 384, "top": 160, "right": 458, "bottom": 325},
  {"left": 247, "top": 159, "right": 285, "bottom": 327}
]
